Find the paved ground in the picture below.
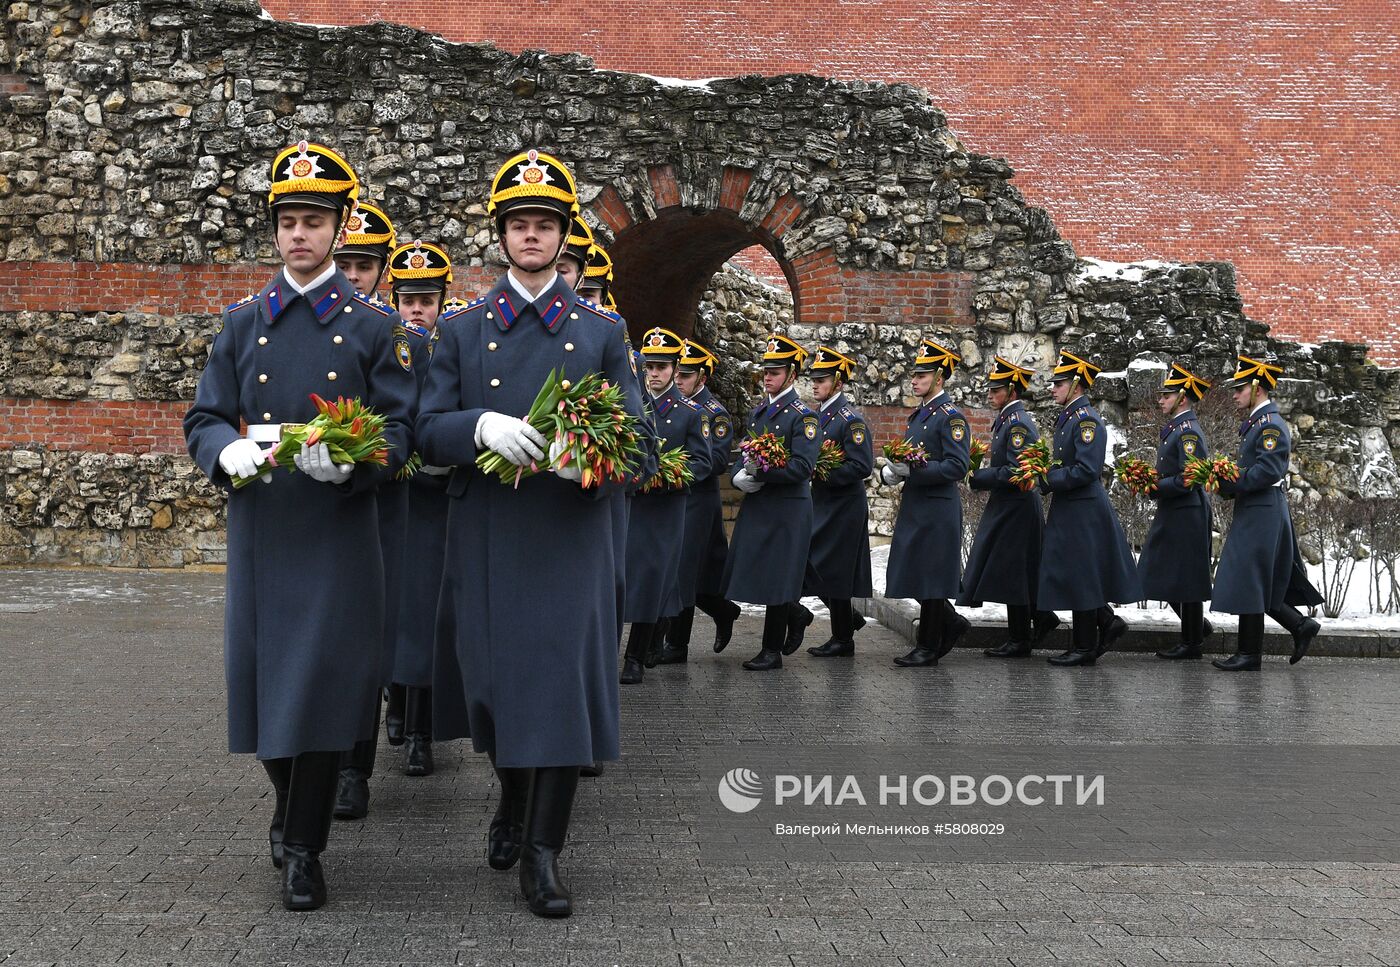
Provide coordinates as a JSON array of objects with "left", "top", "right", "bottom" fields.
[{"left": 3, "top": 568, "right": 1400, "bottom": 966}]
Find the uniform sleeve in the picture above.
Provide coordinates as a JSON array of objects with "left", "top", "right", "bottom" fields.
[
  {"left": 682, "top": 408, "right": 713, "bottom": 484},
  {"left": 908, "top": 413, "right": 970, "bottom": 486},
  {"left": 823, "top": 418, "right": 873, "bottom": 487},
  {"left": 343, "top": 318, "right": 416, "bottom": 495},
  {"left": 1155, "top": 428, "right": 1201, "bottom": 499},
  {"left": 1043, "top": 418, "right": 1104, "bottom": 493},
  {"left": 709, "top": 410, "right": 734, "bottom": 478},
  {"left": 415, "top": 320, "right": 486, "bottom": 468},
  {"left": 601, "top": 323, "right": 652, "bottom": 498},
  {"left": 1235, "top": 424, "right": 1290, "bottom": 494},
  {"left": 182, "top": 312, "right": 245, "bottom": 489},
  {"left": 754, "top": 411, "right": 818, "bottom": 483}
]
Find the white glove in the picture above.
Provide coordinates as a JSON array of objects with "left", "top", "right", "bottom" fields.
[
  {"left": 549, "top": 437, "right": 582, "bottom": 483},
  {"left": 475, "top": 411, "right": 546, "bottom": 468},
  {"left": 733, "top": 468, "right": 763, "bottom": 494},
  {"left": 295, "top": 442, "right": 353, "bottom": 484},
  {"left": 219, "top": 438, "right": 270, "bottom": 482},
  {"left": 880, "top": 464, "right": 902, "bottom": 486}
]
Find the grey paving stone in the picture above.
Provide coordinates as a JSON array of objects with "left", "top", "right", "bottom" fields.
[{"left": 3, "top": 569, "right": 1400, "bottom": 967}]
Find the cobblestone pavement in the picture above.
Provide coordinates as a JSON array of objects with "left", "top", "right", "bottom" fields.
[{"left": 3, "top": 568, "right": 1400, "bottom": 967}]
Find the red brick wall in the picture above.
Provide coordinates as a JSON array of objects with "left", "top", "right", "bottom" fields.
[
  {"left": 0, "top": 399, "right": 188, "bottom": 454},
  {"left": 259, "top": 0, "right": 1400, "bottom": 363}
]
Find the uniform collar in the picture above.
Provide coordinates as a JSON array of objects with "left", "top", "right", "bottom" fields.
[
  {"left": 506, "top": 269, "right": 559, "bottom": 308},
  {"left": 282, "top": 262, "right": 336, "bottom": 296},
  {"left": 263, "top": 267, "right": 352, "bottom": 325},
  {"left": 688, "top": 385, "right": 712, "bottom": 405},
  {"left": 767, "top": 386, "right": 797, "bottom": 407},
  {"left": 485, "top": 274, "right": 576, "bottom": 333},
  {"left": 820, "top": 392, "right": 844, "bottom": 413},
  {"left": 993, "top": 398, "right": 1023, "bottom": 428}
]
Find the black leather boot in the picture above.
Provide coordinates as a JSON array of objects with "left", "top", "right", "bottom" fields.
[
  {"left": 520, "top": 766, "right": 580, "bottom": 918},
  {"left": 579, "top": 762, "right": 604, "bottom": 778},
  {"left": 744, "top": 606, "right": 787, "bottom": 670},
  {"left": 698, "top": 593, "right": 740, "bottom": 653},
  {"left": 620, "top": 623, "right": 650, "bottom": 684},
  {"left": 1268, "top": 604, "right": 1320, "bottom": 664},
  {"left": 1214, "top": 613, "right": 1263, "bottom": 671},
  {"left": 1094, "top": 606, "right": 1126, "bottom": 658},
  {"left": 782, "top": 601, "right": 814, "bottom": 655},
  {"left": 655, "top": 608, "right": 692, "bottom": 664},
  {"left": 985, "top": 605, "right": 1033, "bottom": 657},
  {"left": 809, "top": 598, "right": 855, "bottom": 656},
  {"left": 1048, "top": 611, "right": 1099, "bottom": 666},
  {"left": 384, "top": 684, "right": 406, "bottom": 746},
  {"left": 1158, "top": 602, "right": 1204, "bottom": 659},
  {"left": 853, "top": 609, "right": 867, "bottom": 631},
  {"left": 263, "top": 757, "right": 292, "bottom": 869},
  {"left": 488, "top": 756, "right": 529, "bottom": 871},
  {"left": 404, "top": 687, "right": 434, "bottom": 777},
  {"left": 281, "top": 751, "right": 339, "bottom": 911},
  {"left": 895, "top": 601, "right": 943, "bottom": 666}
]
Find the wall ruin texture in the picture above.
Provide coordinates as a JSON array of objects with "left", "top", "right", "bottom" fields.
[{"left": 1, "top": 0, "right": 1398, "bottom": 566}]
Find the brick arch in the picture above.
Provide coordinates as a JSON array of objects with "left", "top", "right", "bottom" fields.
[{"left": 587, "top": 164, "right": 803, "bottom": 340}]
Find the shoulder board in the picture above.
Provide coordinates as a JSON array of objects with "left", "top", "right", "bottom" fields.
[
  {"left": 402, "top": 320, "right": 429, "bottom": 337},
  {"left": 787, "top": 399, "right": 815, "bottom": 416},
  {"left": 839, "top": 404, "right": 856, "bottom": 419},
  {"left": 577, "top": 300, "right": 622, "bottom": 324},
  {"left": 353, "top": 293, "right": 392, "bottom": 316},
  {"left": 939, "top": 401, "right": 960, "bottom": 416},
  {"left": 704, "top": 397, "right": 726, "bottom": 414},
  {"left": 440, "top": 296, "right": 486, "bottom": 323},
  {"left": 678, "top": 395, "right": 703, "bottom": 411},
  {"left": 1075, "top": 405, "right": 1093, "bottom": 419},
  {"left": 1008, "top": 410, "right": 1022, "bottom": 423},
  {"left": 225, "top": 293, "right": 258, "bottom": 314}
]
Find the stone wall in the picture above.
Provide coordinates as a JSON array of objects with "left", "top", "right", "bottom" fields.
[{"left": 1, "top": 0, "right": 1397, "bottom": 566}]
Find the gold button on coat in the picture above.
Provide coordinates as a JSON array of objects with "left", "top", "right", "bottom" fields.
[
  {"left": 333, "top": 335, "right": 343, "bottom": 344},
  {"left": 258, "top": 374, "right": 268, "bottom": 383},
  {"left": 258, "top": 336, "right": 267, "bottom": 346},
  {"left": 565, "top": 342, "right": 575, "bottom": 351},
  {"left": 262, "top": 412, "right": 271, "bottom": 421},
  {"left": 488, "top": 342, "right": 498, "bottom": 351},
  {"left": 490, "top": 378, "right": 500, "bottom": 387},
  {"left": 328, "top": 371, "right": 337, "bottom": 381}
]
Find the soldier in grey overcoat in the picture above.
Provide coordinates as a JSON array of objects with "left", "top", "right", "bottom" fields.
[
  {"left": 1037, "top": 350, "right": 1142, "bottom": 666},
  {"left": 959, "top": 356, "right": 1060, "bottom": 657},
  {"left": 1137, "top": 362, "right": 1215, "bottom": 660},
  {"left": 881, "top": 339, "right": 971, "bottom": 667},
  {"left": 380, "top": 240, "right": 457, "bottom": 783},
  {"left": 803, "top": 347, "right": 874, "bottom": 658},
  {"left": 184, "top": 142, "right": 416, "bottom": 912},
  {"left": 620, "top": 327, "right": 713, "bottom": 684},
  {"left": 328, "top": 200, "right": 409, "bottom": 821},
  {"left": 1211, "top": 355, "right": 1323, "bottom": 671},
  {"left": 415, "top": 150, "right": 646, "bottom": 919},
  {"left": 659, "top": 340, "right": 742, "bottom": 661},
  {"left": 722, "top": 333, "right": 821, "bottom": 671}
]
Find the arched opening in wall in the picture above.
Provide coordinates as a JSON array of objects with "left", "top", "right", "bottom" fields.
[{"left": 608, "top": 209, "right": 799, "bottom": 343}]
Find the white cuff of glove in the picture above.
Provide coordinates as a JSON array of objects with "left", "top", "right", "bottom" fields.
[
  {"left": 295, "top": 442, "right": 353, "bottom": 484},
  {"left": 218, "top": 438, "right": 268, "bottom": 481},
  {"left": 880, "top": 464, "right": 902, "bottom": 486},
  {"left": 476, "top": 411, "right": 547, "bottom": 468},
  {"left": 549, "top": 437, "right": 582, "bottom": 482}
]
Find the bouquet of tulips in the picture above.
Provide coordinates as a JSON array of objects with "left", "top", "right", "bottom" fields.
[
  {"left": 233, "top": 393, "right": 390, "bottom": 489},
  {"left": 813, "top": 439, "right": 846, "bottom": 482},
  {"left": 968, "top": 436, "right": 989, "bottom": 469},
  {"left": 475, "top": 368, "right": 642, "bottom": 489},
  {"left": 1008, "top": 438, "right": 1052, "bottom": 491},
  {"left": 1184, "top": 454, "right": 1241, "bottom": 492},
  {"left": 739, "top": 431, "right": 790, "bottom": 473},
  {"left": 882, "top": 439, "right": 930, "bottom": 468},
  {"left": 1114, "top": 456, "right": 1160, "bottom": 496},
  {"left": 637, "top": 445, "right": 695, "bottom": 494}
]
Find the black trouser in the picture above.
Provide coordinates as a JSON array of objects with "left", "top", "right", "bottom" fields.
[
  {"left": 1168, "top": 601, "right": 1206, "bottom": 645},
  {"left": 341, "top": 694, "right": 380, "bottom": 778},
  {"left": 760, "top": 605, "right": 791, "bottom": 652},
  {"left": 668, "top": 607, "right": 696, "bottom": 648},
  {"left": 1266, "top": 603, "right": 1308, "bottom": 634},
  {"left": 1069, "top": 609, "right": 1110, "bottom": 652},
  {"left": 278, "top": 751, "right": 340, "bottom": 854},
  {"left": 624, "top": 621, "right": 653, "bottom": 663},
  {"left": 405, "top": 687, "right": 432, "bottom": 738},
  {"left": 1006, "top": 604, "right": 1032, "bottom": 643},
  {"left": 819, "top": 597, "right": 856, "bottom": 641},
  {"left": 1236, "top": 613, "right": 1265, "bottom": 655}
]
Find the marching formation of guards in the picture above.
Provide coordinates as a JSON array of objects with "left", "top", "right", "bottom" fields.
[{"left": 184, "top": 139, "right": 1324, "bottom": 918}]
